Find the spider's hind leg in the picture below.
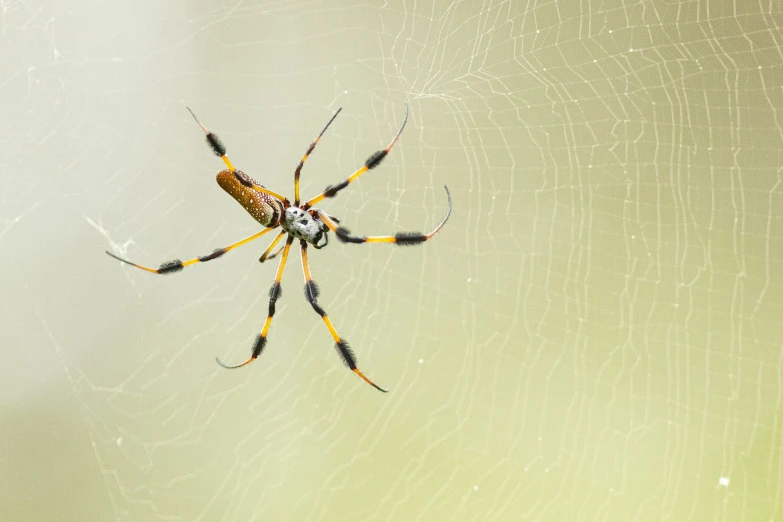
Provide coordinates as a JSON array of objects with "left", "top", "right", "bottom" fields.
[{"left": 106, "top": 226, "right": 277, "bottom": 275}]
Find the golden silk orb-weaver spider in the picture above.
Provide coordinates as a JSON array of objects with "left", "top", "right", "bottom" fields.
[{"left": 106, "top": 105, "right": 451, "bottom": 392}]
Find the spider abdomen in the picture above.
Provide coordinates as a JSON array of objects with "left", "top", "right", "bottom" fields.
[{"left": 216, "top": 169, "right": 283, "bottom": 227}]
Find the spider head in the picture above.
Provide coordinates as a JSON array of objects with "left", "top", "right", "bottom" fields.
[{"left": 282, "top": 206, "right": 327, "bottom": 246}]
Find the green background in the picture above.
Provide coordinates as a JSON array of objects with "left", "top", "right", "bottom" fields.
[{"left": 2, "top": 0, "right": 782, "bottom": 520}]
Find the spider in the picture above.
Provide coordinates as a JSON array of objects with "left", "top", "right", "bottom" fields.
[{"left": 106, "top": 104, "right": 451, "bottom": 392}]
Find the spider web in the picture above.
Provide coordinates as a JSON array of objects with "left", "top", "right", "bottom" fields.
[{"left": 2, "top": 0, "right": 783, "bottom": 520}]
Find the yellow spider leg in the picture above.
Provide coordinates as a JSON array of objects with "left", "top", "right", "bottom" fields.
[
  {"left": 215, "top": 236, "right": 294, "bottom": 369},
  {"left": 303, "top": 104, "right": 408, "bottom": 209},
  {"left": 300, "top": 240, "right": 388, "bottom": 392},
  {"left": 187, "top": 106, "right": 290, "bottom": 204},
  {"left": 314, "top": 185, "right": 451, "bottom": 246},
  {"left": 105, "top": 226, "right": 277, "bottom": 274},
  {"left": 294, "top": 108, "right": 342, "bottom": 206}
]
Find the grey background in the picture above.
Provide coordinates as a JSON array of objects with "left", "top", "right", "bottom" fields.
[{"left": 2, "top": 1, "right": 782, "bottom": 520}]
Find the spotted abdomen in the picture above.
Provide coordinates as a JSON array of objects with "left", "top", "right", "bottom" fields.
[{"left": 216, "top": 169, "right": 283, "bottom": 227}]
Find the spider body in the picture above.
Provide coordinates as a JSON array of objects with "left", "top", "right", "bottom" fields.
[
  {"left": 216, "top": 169, "right": 283, "bottom": 227},
  {"left": 106, "top": 104, "right": 451, "bottom": 392},
  {"left": 281, "top": 206, "right": 328, "bottom": 246}
]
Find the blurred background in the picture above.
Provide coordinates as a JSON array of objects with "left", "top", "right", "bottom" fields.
[{"left": 2, "top": 1, "right": 782, "bottom": 520}]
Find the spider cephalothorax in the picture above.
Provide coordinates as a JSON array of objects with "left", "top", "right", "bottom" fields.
[
  {"left": 280, "top": 206, "right": 329, "bottom": 248},
  {"left": 106, "top": 104, "right": 451, "bottom": 392}
]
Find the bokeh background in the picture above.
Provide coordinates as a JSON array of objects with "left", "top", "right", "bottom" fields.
[{"left": 2, "top": 1, "right": 782, "bottom": 520}]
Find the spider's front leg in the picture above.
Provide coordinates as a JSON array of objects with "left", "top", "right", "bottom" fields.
[
  {"left": 316, "top": 186, "right": 452, "bottom": 246},
  {"left": 215, "top": 236, "right": 294, "bottom": 369},
  {"left": 299, "top": 240, "right": 388, "bottom": 392},
  {"left": 303, "top": 104, "right": 408, "bottom": 209}
]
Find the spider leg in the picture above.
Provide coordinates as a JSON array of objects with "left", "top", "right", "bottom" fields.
[
  {"left": 300, "top": 240, "right": 388, "bottom": 392},
  {"left": 259, "top": 230, "right": 287, "bottom": 263},
  {"left": 294, "top": 108, "right": 342, "bottom": 206},
  {"left": 216, "top": 236, "right": 294, "bottom": 369},
  {"left": 303, "top": 104, "right": 408, "bottom": 209},
  {"left": 186, "top": 106, "right": 290, "bottom": 206},
  {"left": 105, "top": 226, "right": 278, "bottom": 274},
  {"left": 260, "top": 243, "right": 286, "bottom": 263},
  {"left": 317, "top": 185, "right": 451, "bottom": 246}
]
